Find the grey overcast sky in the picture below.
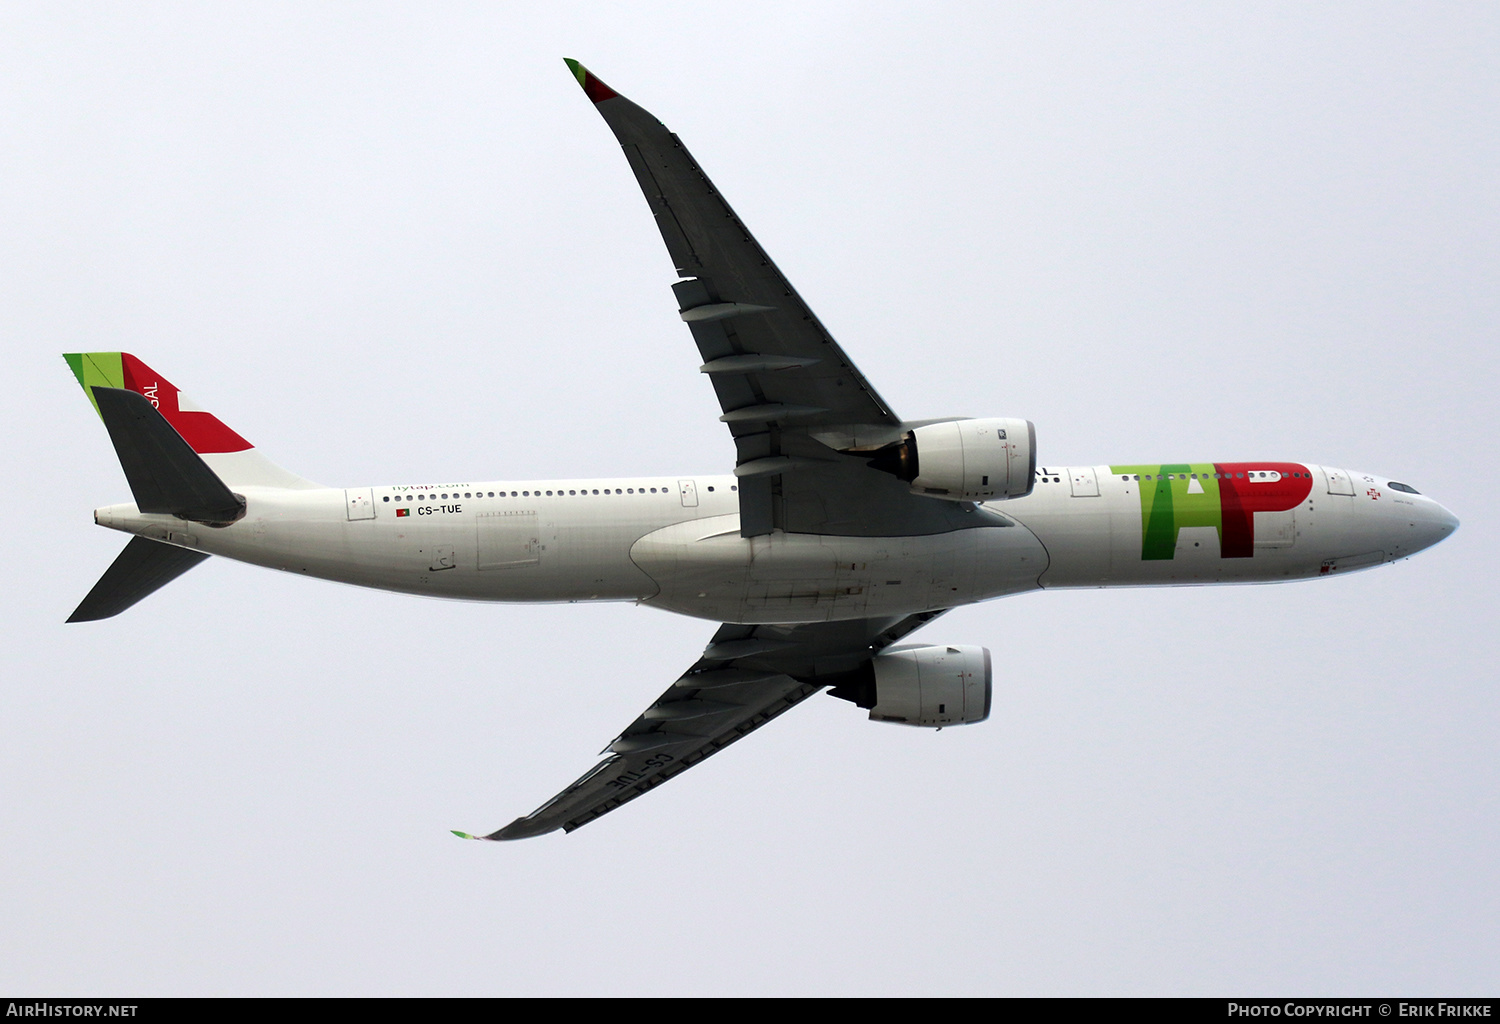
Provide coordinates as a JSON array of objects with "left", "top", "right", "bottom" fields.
[{"left": 2, "top": 2, "right": 1497, "bottom": 996}]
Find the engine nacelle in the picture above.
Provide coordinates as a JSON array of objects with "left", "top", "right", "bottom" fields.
[
  {"left": 868, "top": 644, "right": 992, "bottom": 727},
  {"left": 865, "top": 418, "right": 1036, "bottom": 501},
  {"left": 911, "top": 418, "right": 1035, "bottom": 500}
]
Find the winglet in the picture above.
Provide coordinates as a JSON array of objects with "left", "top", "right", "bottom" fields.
[
  {"left": 563, "top": 58, "right": 619, "bottom": 104},
  {"left": 451, "top": 830, "right": 485, "bottom": 840}
]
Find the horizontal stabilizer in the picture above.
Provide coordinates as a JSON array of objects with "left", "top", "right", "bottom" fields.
[
  {"left": 93, "top": 386, "right": 244, "bottom": 523},
  {"left": 67, "top": 536, "right": 209, "bottom": 622}
]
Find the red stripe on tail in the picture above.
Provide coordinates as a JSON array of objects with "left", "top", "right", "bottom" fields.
[{"left": 118, "top": 354, "right": 252, "bottom": 454}]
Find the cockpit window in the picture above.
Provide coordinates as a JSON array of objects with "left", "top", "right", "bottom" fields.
[{"left": 1388, "top": 481, "right": 1420, "bottom": 494}]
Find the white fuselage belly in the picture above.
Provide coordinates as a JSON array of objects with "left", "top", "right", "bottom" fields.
[{"left": 92, "top": 465, "right": 1455, "bottom": 625}]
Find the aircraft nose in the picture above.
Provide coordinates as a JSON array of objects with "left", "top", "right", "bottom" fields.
[
  {"left": 1413, "top": 499, "right": 1459, "bottom": 553},
  {"left": 1434, "top": 502, "right": 1460, "bottom": 536}
]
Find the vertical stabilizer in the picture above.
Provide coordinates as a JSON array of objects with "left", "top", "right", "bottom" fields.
[{"left": 64, "top": 352, "right": 321, "bottom": 490}]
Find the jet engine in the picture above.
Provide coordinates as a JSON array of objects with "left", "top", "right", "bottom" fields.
[
  {"left": 828, "top": 644, "right": 992, "bottom": 727},
  {"left": 866, "top": 418, "right": 1036, "bottom": 501}
]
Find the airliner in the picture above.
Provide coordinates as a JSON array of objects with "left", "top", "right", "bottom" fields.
[{"left": 65, "top": 61, "right": 1459, "bottom": 840}]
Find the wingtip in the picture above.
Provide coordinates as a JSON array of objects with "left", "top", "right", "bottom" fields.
[
  {"left": 453, "top": 823, "right": 542, "bottom": 841},
  {"left": 561, "top": 57, "right": 618, "bottom": 103},
  {"left": 490, "top": 816, "right": 561, "bottom": 841}
]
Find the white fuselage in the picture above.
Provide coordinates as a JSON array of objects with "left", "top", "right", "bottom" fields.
[{"left": 92, "top": 463, "right": 1458, "bottom": 625}]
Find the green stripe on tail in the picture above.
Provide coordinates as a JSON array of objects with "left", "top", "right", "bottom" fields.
[{"left": 63, "top": 352, "right": 125, "bottom": 419}]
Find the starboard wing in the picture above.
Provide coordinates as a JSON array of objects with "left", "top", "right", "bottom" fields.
[{"left": 564, "top": 60, "right": 982, "bottom": 539}]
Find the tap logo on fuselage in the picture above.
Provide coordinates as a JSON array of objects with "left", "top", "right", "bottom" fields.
[{"left": 1110, "top": 463, "right": 1314, "bottom": 560}]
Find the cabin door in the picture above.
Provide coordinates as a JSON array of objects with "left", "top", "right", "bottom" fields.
[
  {"left": 1069, "top": 467, "right": 1100, "bottom": 497},
  {"left": 345, "top": 488, "right": 376, "bottom": 520}
]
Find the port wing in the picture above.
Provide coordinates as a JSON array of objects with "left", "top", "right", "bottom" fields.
[{"left": 461, "top": 610, "right": 946, "bottom": 840}]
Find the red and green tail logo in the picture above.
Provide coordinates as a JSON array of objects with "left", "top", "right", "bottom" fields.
[{"left": 63, "top": 352, "right": 252, "bottom": 454}]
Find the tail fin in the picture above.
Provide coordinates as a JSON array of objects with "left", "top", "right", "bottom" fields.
[
  {"left": 64, "top": 352, "right": 320, "bottom": 490},
  {"left": 68, "top": 536, "right": 209, "bottom": 622}
]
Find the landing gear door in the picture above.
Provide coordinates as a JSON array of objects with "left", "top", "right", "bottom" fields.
[
  {"left": 678, "top": 479, "right": 699, "bottom": 508},
  {"left": 345, "top": 488, "right": 376, "bottom": 521},
  {"left": 1069, "top": 467, "right": 1100, "bottom": 497}
]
